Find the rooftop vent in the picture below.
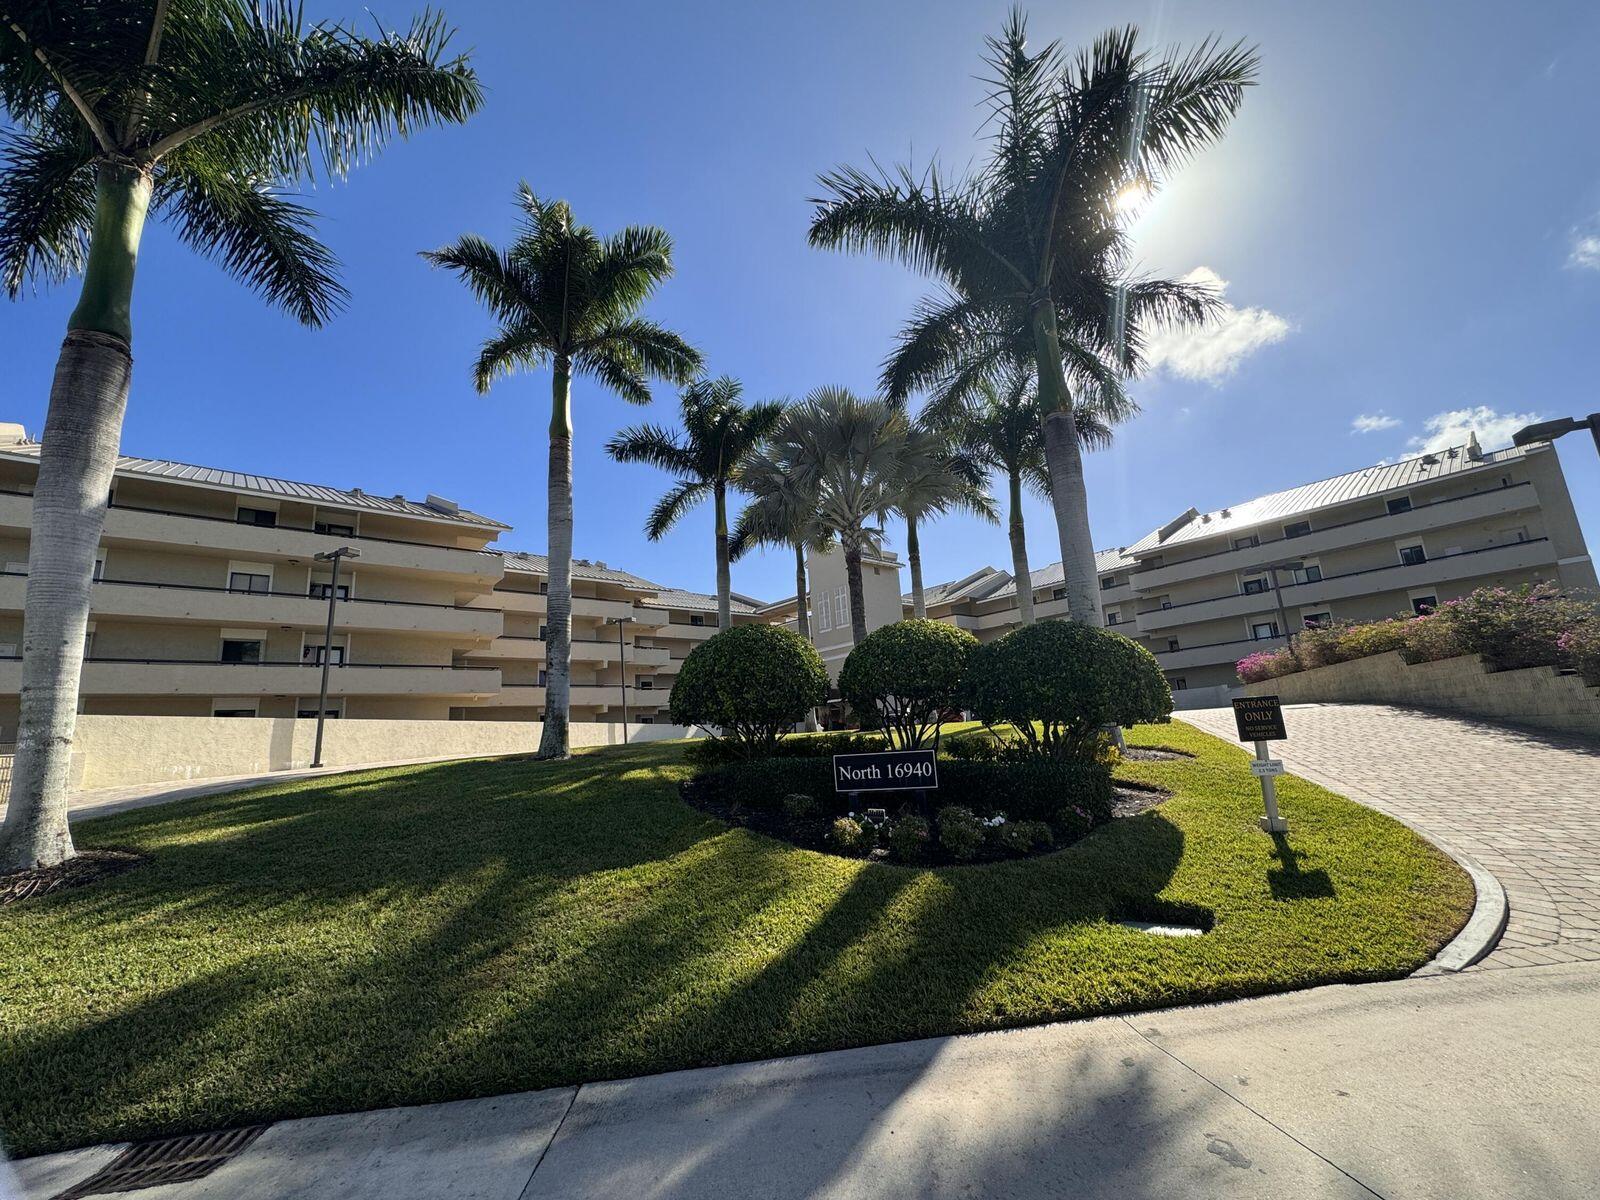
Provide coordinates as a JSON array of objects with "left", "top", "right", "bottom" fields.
[
  {"left": 1220, "top": 508, "right": 1232, "bottom": 518},
  {"left": 1156, "top": 507, "right": 1200, "bottom": 543},
  {"left": 426, "top": 493, "right": 461, "bottom": 515},
  {"left": 1420, "top": 454, "right": 1439, "bottom": 467},
  {"left": 594, "top": 561, "right": 607, "bottom": 570},
  {"left": 1466, "top": 431, "right": 1484, "bottom": 461}
]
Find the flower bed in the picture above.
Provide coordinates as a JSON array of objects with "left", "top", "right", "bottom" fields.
[{"left": 1238, "top": 581, "right": 1599, "bottom": 684}]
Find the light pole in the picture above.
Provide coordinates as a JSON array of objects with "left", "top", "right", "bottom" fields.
[
  {"left": 1264, "top": 562, "right": 1298, "bottom": 660},
  {"left": 606, "top": 615, "right": 633, "bottom": 744},
  {"left": 1513, "top": 413, "right": 1600, "bottom": 459},
  {"left": 310, "top": 546, "right": 359, "bottom": 767}
]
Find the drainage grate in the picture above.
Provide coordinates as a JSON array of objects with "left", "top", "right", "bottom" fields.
[{"left": 53, "top": 1126, "right": 268, "bottom": 1198}]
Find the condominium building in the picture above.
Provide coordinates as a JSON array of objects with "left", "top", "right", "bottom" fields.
[
  {"left": 914, "top": 434, "right": 1596, "bottom": 707},
  {"left": 0, "top": 423, "right": 753, "bottom": 738}
]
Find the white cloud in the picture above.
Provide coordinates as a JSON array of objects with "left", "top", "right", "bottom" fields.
[
  {"left": 1407, "top": 405, "right": 1541, "bottom": 454},
  {"left": 1569, "top": 233, "right": 1600, "bottom": 270},
  {"left": 1351, "top": 412, "right": 1401, "bottom": 434},
  {"left": 1142, "top": 267, "right": 1291, "bottom": 384}
]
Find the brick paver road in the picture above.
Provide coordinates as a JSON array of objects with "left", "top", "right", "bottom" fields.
[{"left": 1181, "top": 704, "right": 1600, "bottom": 970}]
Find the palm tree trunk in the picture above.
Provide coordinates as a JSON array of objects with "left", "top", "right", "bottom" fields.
[
  {"left": 536, "top": 355, "right": 574, "bottom": 760},
  {"left": 713, "top": 481, "right": 731, "bottom": 629},
  {"left": 1, "top": 165, "right": 149, "bottom": 873},
  {"left": 843, "top": 533, "right": 869, "bottom": 646},
  {"left": 906, "top": 514, "right": 926, "bottom": 619},
  {"left": 1007, "top": 469, "right": 1035, "bottom": 625},
  {"left": 794, "top": 541, "right": 818, "bottom": 733},
  {"left": 1031, "top": 299, "right": 1102, "bottom": 625}
]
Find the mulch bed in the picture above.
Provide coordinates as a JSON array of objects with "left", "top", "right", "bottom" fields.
[
  {"left": 1112, "top": 781, "right": 1172, "bottom": 819},
  {"left": 1, "top": 849, "right": 146, "bottom": 907},
  {"left": 1120, "top": 745, "right": 1195, "bottom": 762}
]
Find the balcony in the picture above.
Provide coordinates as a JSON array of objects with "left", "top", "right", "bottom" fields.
[
  {"left": 1156, "top": 635, "right": 1287, "bottom": 672},
  {"left": 0, "top": 658, "right": 501, "bottom": 698},
  {"left": 656, "top": 618, "right": 719, "bottom": 640},
  {"left": 464, "top": 637, "right": 673, "bottom": 667},
  {"left": 0, "top": 574, "right": 502, "bottom": 641},
  {"left": 0, "top": 491, "right": 503, "bottom": 586},
  {"left": 474, "top": 589, "right": 546, "bottom": 615},
  {"left": 571, "top": 596, "right": 637, "bottom": 622},
  {"left": 1135, "top": 538, "right": 1557, "bottom": 633},
  {"left": 467, "top": 684, "right": 669, "bottom": 710},
  {"left": 1127, "top": 482, "right": 1541, "bottom": 592}
]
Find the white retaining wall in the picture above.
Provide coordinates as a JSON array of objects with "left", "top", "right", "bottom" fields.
[
  {"left": 1241, "top": 651, "right": 1600, "bottom": 739},
  {"left": 66, "top": 715, "right": 700, "bottom": 791}
]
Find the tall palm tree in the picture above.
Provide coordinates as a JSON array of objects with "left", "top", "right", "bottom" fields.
[
  {"left": 894, "top": 422, "right": 997, "bottom": 618},
  {"left": 809, "top": 10, "right": 1256, "bottom": 626},
  {"left": 943, "top": 365, "right": 1115, "bottom": 625},
  {"left": 423, "top": 187, "right": 700, "bottom": 760},
  {"left": 0, "top": 1, "right": 481, "bottom": 872},
  {"left": 768, "top": 387, "right": 906, "bottom": 647},
  {"left": 606, "top": 376, "right": 782, "bottom": 629}
]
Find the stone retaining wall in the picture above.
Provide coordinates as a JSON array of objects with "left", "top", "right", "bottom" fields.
[
  {"left": 1241, "top": 651, "right": 1600, "bottom": 739},
  {"left": 66, "top": 715, "right": 700, "bottom": 791}
]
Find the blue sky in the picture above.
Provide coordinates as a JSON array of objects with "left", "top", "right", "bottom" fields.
[{"left": 4, "top": 0, "right": 1598, "bottom": 601}]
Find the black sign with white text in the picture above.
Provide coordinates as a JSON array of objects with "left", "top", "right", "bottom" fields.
[
  {"left": 1232, "top": 695, "right": 1288, "bottom": 742},
  {"left": 833, "top": 750, "right": 939, "bottom": 793}
]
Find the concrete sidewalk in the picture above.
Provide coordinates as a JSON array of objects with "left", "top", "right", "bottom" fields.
[{"left": 13, "top": 961, "right": 1598, "bottom": 1200}]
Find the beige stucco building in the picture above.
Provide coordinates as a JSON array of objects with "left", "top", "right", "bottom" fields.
[{"left": 0, "top": 424, "right": 755, "bottom": 739}]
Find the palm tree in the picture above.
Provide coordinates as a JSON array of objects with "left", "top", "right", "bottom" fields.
[
  {"left": 894, "top": 422, "right": 997, "bottom": 618},
  {"left": 768, "top": 388, "right": 906, "bottom": 647},
  {"left": 948, "top": 367, "right": 1113, "bottom": 625},
  {"left": 606, "top": 376, "right": 782, "bottom": 629},
  {"left": 809, "top": 10, "right": 1256, "bottom": 626},
  {"left": 0, "top": 1, "right": 481, "bottom": 872},
  {"left": 423, "top": 187, "right": 700, "bottom": 759}
]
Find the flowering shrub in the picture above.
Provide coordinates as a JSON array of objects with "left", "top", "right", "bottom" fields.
[
  {"left": 1399, "top": 612, "right": 1462, "bottom": 663},
  {"left": 936, "top": 805, "right": 985, "bottom": 860},
  {"left": 1558, "top": 623, "right": 1600, "bottom": 684},
  {"left": 1294, "top": 622, "right": 1355, "bottom": 669},
  {"left": 829, "top": 816, "right": 870, "bottom": 855},
  {"left": 1336, "top": 619, "right": 1411, "bottom": 659},
  {"left": 1432, "top": 582, "right": 1597, "bottom": 670},
  {"left": 1236, "top": 649, "right": 1296, "bottom": 683},
  {"left": 993, "top": 819, "right": 1054, "bottom": 855},
  {"left": 886, "top": 815, "right": 931, "bottom": 862}
]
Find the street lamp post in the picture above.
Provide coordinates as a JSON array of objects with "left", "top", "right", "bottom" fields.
[
  {"left": 1264, "top": 562, "right": 1299, "bottom": 660},
  {"left": 1512, "top": 413, "right": 1600, "bottom": 459},
  {"left": 606, "top": 616, "right": 633, "bottom": 744},
  {"left": 310, "top": 546, "right": 359, "bottom": 768}
]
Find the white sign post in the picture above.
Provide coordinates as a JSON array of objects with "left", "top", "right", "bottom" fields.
[{"left": 1252, "top": 741, "right": 1288, "bottom": 833}]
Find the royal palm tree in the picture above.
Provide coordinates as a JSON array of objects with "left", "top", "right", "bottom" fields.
[
  {"left": 948, "top": 367, "right": 1113, "bottom": 625},
  {"left": 423, "top": 188, "right": 700, "bottom": 759},
  {"left": 0, "top": 1, "right": 481, "bottom": 872},
  {"left": 606, "top": 376, "right": 782, "bottom": 629},
  {"left": 894, "top": 422, "right": 997, "bottom": 618},
  {"left": 770, "top": 388, "right": 906, "bottom": 647},
  {"left": 809, "top": 10, "right": 1256, "bottom": 626}
]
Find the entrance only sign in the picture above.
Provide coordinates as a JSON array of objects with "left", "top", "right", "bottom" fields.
[{"left": 1232, "top": 695, "right": 1287, "bottom": 742}]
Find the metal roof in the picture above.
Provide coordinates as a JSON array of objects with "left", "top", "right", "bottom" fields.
[
  {"left": 906, "top": 566, "right": 1009, "bottom": 607},
  {"left": 500, "top": 551, "right": 660, "bottom": 588},
  {"left": 646, "top": 587, "right": 763, "bottom": 615},
  {"left": 0, "top": 443, "right": 510, "bottom": 530},
  {"left": 986, "top": 548, "right": 1136, "bottom": 600},
  {"left": 1122, "top": 441, "right": 1538, "bottom": 556}
]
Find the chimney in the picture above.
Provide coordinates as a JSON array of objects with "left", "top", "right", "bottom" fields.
[
  {"left": 426, "top": 493, "right": 461, "bottom": 515},
  {"left": 1466, "top": 431, "right": 1484, "bottom": 461}
]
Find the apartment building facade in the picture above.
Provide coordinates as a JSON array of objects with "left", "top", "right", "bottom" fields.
[{"left": 913, "top": 436, "right": 1596, "bottom": 706}]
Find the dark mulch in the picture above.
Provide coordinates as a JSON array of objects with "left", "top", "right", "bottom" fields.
[
  {"left": 0, "top": 849, "right": 145, "bottom": 907},
  {"left": 1121, "top": 745, "right": 1196, "bottom": 762},
  {"left": 1112, "top": 782, "right": 1173, "bottom": 819}
]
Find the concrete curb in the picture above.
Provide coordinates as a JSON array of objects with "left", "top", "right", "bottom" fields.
[{"left": 1236, "top": 753, "right": 1509, "bottom": 976}]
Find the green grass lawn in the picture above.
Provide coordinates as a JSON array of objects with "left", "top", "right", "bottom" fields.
[{"left": 0, "top": 721, "right": 1472, "bottom": 1157}]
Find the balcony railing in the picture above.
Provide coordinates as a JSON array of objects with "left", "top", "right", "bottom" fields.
[{"left": 2, "top": 569, "right": 489, "bottom": 614}]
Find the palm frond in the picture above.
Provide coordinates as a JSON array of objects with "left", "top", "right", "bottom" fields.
[
  {"left": 645, "top": 478, "right": 709, "bottom": 541},
  {"left": 581, "top": 317, "right": 702, "bottom": 388},
  {"left": 605, "top": 422, "right": 694, "bottom": 474},
  {"left": 471, "top": 320, "right": 548, "bottom": 393},
  {"left": 0, "top": 114, "right": 95, "bottom": 296}
]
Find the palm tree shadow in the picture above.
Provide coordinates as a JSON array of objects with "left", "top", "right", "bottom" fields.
[{"left": 1265, "top": 833, "right": 1336, "bottom": 902}]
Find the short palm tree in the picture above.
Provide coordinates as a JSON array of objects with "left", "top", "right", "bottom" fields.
[
  {"left": 949, "top": 367, "right": 1113, "bottom": 625},
  {"left": 893, "top": 422, "right": 997, "bottom": 618},
  {"left": 0, "top": 1, "right": 482, "bottom": 872},
  {"left": 423, "top": 187, "right": 700, "bottom": 759},
  {"left": 606, "top": 376, "right": 783, "bottom": 629},
  {"left": 770, "top": 388, "right": 907, "bottom": 647},
  {"left": 810, "top": 10, "right": 1256, "bottom": 626}
]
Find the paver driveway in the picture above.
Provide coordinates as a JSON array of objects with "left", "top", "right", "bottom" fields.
[{"left": 1181, "top": 704, "right": 1600, "bottom": 970}]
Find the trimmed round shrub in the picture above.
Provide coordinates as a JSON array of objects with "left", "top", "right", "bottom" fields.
[
  {"left": 839, "top": 619, "right": 979, "bottom": 749},
  {"left": 886, "top": 815, "right": 932, "bottom": 862},
  {"left": 966, "top": 622, "right": 1172, "bottom": 760},
  {"left": 993, "top": 819, "right": 1054, "bottom": 856},
  {"left": 669, "top": 624, "right": 828, "bottom": 756},
  {"left": 943, "top": 730, "right": 1000, "bottom": 762},
  {"left": 829, "top": 816, "right": 870, "bottom": 855},
  {"left": 781, "top": 793, "right": 819, "bottom": 820},
  {"left": 937, "top": 805, "right": 984, "bottom": 860}
]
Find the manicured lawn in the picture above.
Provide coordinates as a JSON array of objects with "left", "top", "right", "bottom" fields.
[{"left": 0, "top": 722, "right": 1472, "bottom": 1157}]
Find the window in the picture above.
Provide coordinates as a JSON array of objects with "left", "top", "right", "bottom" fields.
[
  {"left": 835, "top": 588, "right": 847, "bottom": 627},
  {"left": 1386, "top": 496, "right": 1413, "bottom": 515},
  {"left": 1052, "top": 587, "right": 1067, "bottom": 601},
  {"left": 307, "top": 582, "right": 350, "bottom": 600},
  {"left": 1242, "top": 577, "right": 1270, "bottom": 595},
  {"left": 1398, "top": 544, "right": 1427, "bottom": 567},
  {"left": 637, "top": 677, "right": 654, "bottom": 690},
  {"left": 1232, "top": 534, "right": 1260, "bottom": 550},
  {"left": 638, "top": 716, "right": 655, "bottom": 725},
  {"left": 236, "top": 506, "right": 277, "bottom": 527},
  {"left": 1302, "top": 612, "right": 1333, "bottom": 629},
  {"left": 1099, "top": 576, "right": 1118, "bottom": 591},
  {"left": 1411, "top": 594, "right": 1438, "bottom": 616},
  {"left": 539, "top": 582, "right": 549, "bottom": 594},
  {"left": 817, "top": 595, "right": 831, "bottom": 632},
  {"left": 228, "top": 571, "right": 271, "bottom": 594},
  {"left": 297, "top": 707, "right": 341, "bottom": 719},
  {"left": 219, "top": 638, "right": 263, "bottom": 664},
  {"left": 1171, "top": 677, "right": 1188, "bottom": 691},
  {"left": 302, "top": 644, "right": 344, "bottom": 665},
  {"left": 1160, "top": 599, "right": 1173, "bottom": 610},
  {"left": 1105, "top": 611, "right": 1120, "bottom": 626},
  {"left": 539, "top": 624, "right": 548, "bottom": 640},
  {"left": 213, "top": 707, "right": 257, "bottom": 718},
  {"left": 538, "top": 669, "right": 548, "bottom": 685},
  {"left": 315, "top": 520, "right": 355, "bottom": 537},
  {"left": 689, "top": 613, "right": 705, "bottom": 627},
  {"left": 1283, "top": 520, "right": 1312, "bottom": 539},
  {"left": 1251, "top": 621, "right": 1280, "bottom": 641},
  {"left": 1167, "top": 639, "right": 1180, "bottom": 652},
  {"left": 1294, "top": 562, "right": 1323, "bottom": 584},
  {"left": 93, "top": 556, "right": 105, "bottom": 581}
]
